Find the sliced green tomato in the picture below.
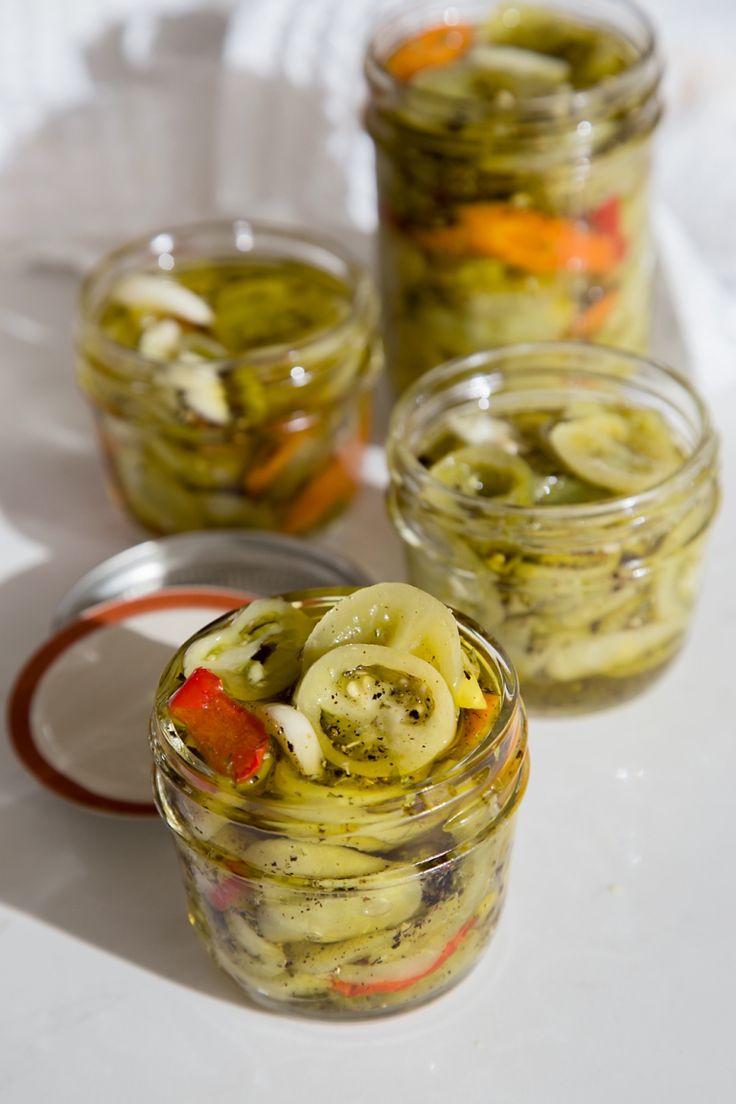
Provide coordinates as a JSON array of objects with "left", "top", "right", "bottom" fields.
[
  {"left": 256, "top": 703, "right": 324, "bottom": 778},
  {"left": 482, "top": 4, "right": 635, "bottom": 90},
  {"left": 256, "top": 877, "right": 422, "bottom": 943},
  {"left": 409, "top": 286, "right": 575, "bottom": 350},
  {"left": 290, "top": 889, "right": 468, "bottom": 976},
  {"left": 302, "top": 582, "right": 482, "bottom": 708},
  {"left": 532, "top": 472, "right": 601, "bottom": 505},
  {"left": 411, "top": 59, "right": 483, "bottom": 99},
  {"left": 212, "top": 268, "right": 348, "bottom": 353},
  {"left": 269, "top": 757, "right": 408, "bottom": 814},
  {"left": 183, "top": 599, "right": 311, "bottom": 701},
  {"left": 290, "top": 925, "right": 404, "bottom": 976},
  {"left": 212, "top": 946, "right": 285, "bottom": 985},
  {"left": 543, "top": 620, "right": 679, "bottom": 682},
  {"left": 296, "top": 643, "right": 458, "bottom": 778},
  {"left": 224, "top": 912, "right": 287, "bottom": 972},
  {"left": 469, "top": 43, "right": 571, "bottom": 96},
  {"left": 410, "top": 44, "right": 569, "bottom": 100},
  {"left": 549, "top": 410, "right": 682, "bottom": 495},
  {"left": 243, "top": 839, "right": 388, "bottom": 880},
  {"left": 267, "top": 759, "right": 427, "bottom": 851},
  {"left": 430, "top": 445, "right": 535, "bottom": 505},
  {"left": 625, "top": 409, "right": 686, "bottom": 463},
  {"left": 213, "top": 941, "right": 329, "bottom": 995}
]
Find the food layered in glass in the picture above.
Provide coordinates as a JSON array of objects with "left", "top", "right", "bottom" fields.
[
  {"left": 78, "top": 222, "right": 380, "bottom": 533},
  {"left": 151, "top": 583, "right": 528, "bottom": 1017},
  {"left": 366, "top": 1, "right": 662, "bottom": 393},
  {"left": 388, "top": 345, "right": 719, "bottom": 713}
]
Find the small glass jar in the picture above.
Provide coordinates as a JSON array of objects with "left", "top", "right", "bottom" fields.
[
  {"left": 78, "top": 221, "right": 381, "bottom": 534},
  {"left": 387, "top": 344, "right": 720, "bottom": 714},
  {"left": 150, "top": 590, "right": 529, "bottom": 1019},
  {"left": 365, "top": 0, "right": 662, "bottom": 394}
]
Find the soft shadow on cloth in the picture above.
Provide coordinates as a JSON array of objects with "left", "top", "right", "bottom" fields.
[{"left": 0, "top": 3, "right": 371, "bottom": 1005}]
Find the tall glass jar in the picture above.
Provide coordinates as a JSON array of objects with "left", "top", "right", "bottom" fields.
[
  {"left": 387, "top": 344, "right": 720, "bottom": 714},
  {"left": 366, "top": 0, "right": 663, "bottom": 394},
  {"left": 150, "top": 590, "right": 529, "bottom": 1018},
  {"left": 78, "top": 221, "right": 381, "bottom": 534}
]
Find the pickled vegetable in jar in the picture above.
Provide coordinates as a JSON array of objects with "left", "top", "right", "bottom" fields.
[
  {"left": 78, "top": 221, "right": 381, "bottom": 534},
  {"left": 150, "top": 583, "right": 529, "bottom": 1017},
  {"left": 387, "top": 344, "right": 720, "bottom": 714},
  {"left": 365, "top": 1, "right": 662, "bottom": 393}
]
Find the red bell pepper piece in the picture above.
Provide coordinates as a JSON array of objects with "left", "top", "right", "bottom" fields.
[
  {"left": 589, "top": 197, "right": 627, "bottom": 261},
  {"left": 330, "top": 917, "right": 476, "bottom": 997},
  {"left": 205, "top": 875, "right": 250, "bottom": 912},
  {"left": 168, "top": 667, "right": 269, "bottom": 783}
]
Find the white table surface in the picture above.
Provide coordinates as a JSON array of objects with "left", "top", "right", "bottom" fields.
[{"left": 1, "top": 1, "right": 735, "bottom": 1101}]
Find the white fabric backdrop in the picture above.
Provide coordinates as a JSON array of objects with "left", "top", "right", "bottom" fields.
[
  {"left": 0, "top": 0, "right": 733, "bottom": 400},
  {"left": 0, "top": 1, "right": 732, "bottom": 257},
  {"left": 0, "top": 11, "right": 734, "bottom": 1101}
]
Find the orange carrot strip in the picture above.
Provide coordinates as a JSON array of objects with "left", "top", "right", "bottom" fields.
[
  {"left": 387, "top": 23, "right": 474, "bottom": 82},
  {"left": 456, "top": 691, "right": 501, "bottom": 755},
  {"left": 282, "top": 456, "right": 357, "bottom": 534},
  {"left": 569, "top": 288, "right": 619, "bottom": 339},
  {"left": 244, "top": 426, "right": 314, "bottom": 497},
  {"left": 281, "top": 419, "right": 365, "bottom": 534},
  {"left": 414, "top": 204, "right": 621, "bottom": 276},
  {"left": 459, "top": 205, "right": 621, "bottom": 275}
]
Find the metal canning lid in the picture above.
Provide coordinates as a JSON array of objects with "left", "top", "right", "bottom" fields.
[
  {"left": 52, "top": 530, "right": 372, "bottom": 629},
  {"left": 8, "top": 590, "right": 247, "bottom": 817},
  {"left": 7, "top": 533, "right": 371, "bottom": 816}
]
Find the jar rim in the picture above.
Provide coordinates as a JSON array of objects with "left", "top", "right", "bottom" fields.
[
  {"left": 387, "top": 341, "right": 718, "bottom": 526},
  {"left": 365, "top": 0, "right": 662, "bottom": 128},
  {"left": 150, "top": 590, "right": 528, "bottom": 829},
  {"left": 78, "top": 218, "right": 377, "bottom": 381}
]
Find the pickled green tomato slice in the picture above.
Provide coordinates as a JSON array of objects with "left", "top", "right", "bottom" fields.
[
  {"left": 301, "top": 582, "right": 484, "bottom": 709},
  {"left": 295, "top": 643, "right": 458, "bottom": 778},
  {"left": 429, "top": 445, "right": 535, "bottom": 506},
  {"left": 183, "top": 598, "right": 312, "bottom": 701},
  {"left": 269, "top": 757, "right": 407, "bottom": 813},
  {"left": 257, "top": 876, "right": 422, "bottom": 944},
  {"left": 243, "top": 839, "right": 388, "bottom": 879},
  {"left": 469, "top": 43, "right": 571, "bottom": 96},
  {"left": 549, "top": 410, "right": 682, "bottom": 495}
]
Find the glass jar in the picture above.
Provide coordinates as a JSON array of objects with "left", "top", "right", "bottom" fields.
[
  {"left": 387, "top": 344, "right": 720, "bottom": 714},
  {"left": 78, "top": 220, "right": 381, "bottom": 534},
  {"left": 150, "top": 590, "right": 529, "bottom": 1018},
  {"left": 365, "top": 0, "right": 663, "bottom": 394}
]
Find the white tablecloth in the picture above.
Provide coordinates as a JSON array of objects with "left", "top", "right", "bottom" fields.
[{"left": 1, "top": 2, "right": 735, "bottom": 1101}]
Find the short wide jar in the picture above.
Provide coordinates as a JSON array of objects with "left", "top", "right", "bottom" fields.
[
  {"left": 150, "top": 590, "right": 529, "bottom": 1018},
  {"left": 78, "top": 221, "right": 381, "bottom": 534},
  {"left": 387, "top": 344, "right": 720, "bottom": 714},
  {"left": 366, "top": 0, "right": 662, "bottom": 393}
]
